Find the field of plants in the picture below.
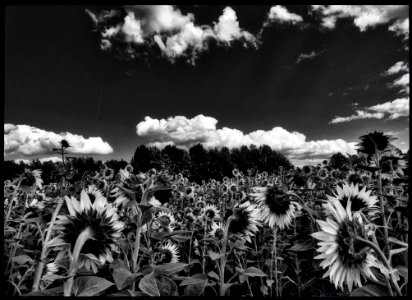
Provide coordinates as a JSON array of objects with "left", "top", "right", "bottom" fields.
[{"left": 3, "top": 132, "right": 409, "bottom": 296}]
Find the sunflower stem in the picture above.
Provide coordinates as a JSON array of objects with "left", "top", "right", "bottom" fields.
[
  {"left": 131, "top": 210, "right": 142, "bottom": 291},
  {"left": 373, "top": 145, "right": 389, "bottom": 256},
  {"left": 5, "top": 181, "right": 21, "bottom": 225},
  {"left": 354, "top": 236, "right": 402, "bottom": 296},
  {"left": 219, "top": 216, "right": 233, "bottom": 296},
  {"left": 32, "top": 198, "right": 64, "bottom": 292},
  {"left": 64, "top": 226, "right": 94, "bottom": 296},
  {"left": 287, "top": 192, "right": 319, "bottom": 231}
]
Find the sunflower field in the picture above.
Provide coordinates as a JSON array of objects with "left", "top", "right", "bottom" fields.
[{"left": 3, "top": 132, "right": 409, "bottom": 296}]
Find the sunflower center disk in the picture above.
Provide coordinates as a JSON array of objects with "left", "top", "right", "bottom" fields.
[
  {"left": 337, "top": 219, "right": 367, "bottom": 268},
  {"left": 266, "top": 187, "right": 291, "bottom": 215}
]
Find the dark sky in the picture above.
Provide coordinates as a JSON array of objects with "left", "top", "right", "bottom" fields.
[{"left": 5, "top": 5, "right": 409, "bottom": 165}]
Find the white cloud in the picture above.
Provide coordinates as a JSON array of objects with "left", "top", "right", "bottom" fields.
[
  {"left": 38, "top": 156, "right": 63, "bottom": 163},
  {"left": 329, "top": 98, "right": 409, "bottom": 123},
  {"left": 330, "top": 111, "right": 385, "bottom": 124},
  {"left": 389, "top": 17, "right": 409, "bottom": 39},
  {"left": 368, "top": 98, "right": 410, "bottom": 119},
  {"left": 391, "top": 73, "right": 410, "bottom": 94},
  {"left": 136, "top": 115, "right": 357, "bottom": 160},
  {"left": 296, "top": 49, "right": 325, "bottom": 64},
  {"left": 87, "top": 6, "right": 256, "bottom": 64},
  {"left": 311, "top": 5, "right": 409, "bottom": 37},
  {"left": 266, "top": 5, "right": 303, "bottom": 25},
  {"left": 383, "top": 61, "right": 409, "bottom": 75},
  {"left": 382, "top": 61, "right": 410, "bottom": 95},
  {"left": 4, "top": 124, "right": 114, "bottom": 159}
]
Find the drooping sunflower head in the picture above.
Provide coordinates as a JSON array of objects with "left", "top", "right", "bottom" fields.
[
  {"left": 201, "top": 204, "right": 220, "bottom": 222},
  {"left": 251, "top": 186, "right": 301, "bottom": 229},
  {"left": 302, "top": 165, "right": 313, "bottom": 176},
  {"left": 312, "top": 199, "right": 377, "bottom": 292},
  {"left": 228, "top": 201, "right": 262, "bottom": 243},
  {"left": 55, "top": 188, "right": 124, "bottom": 272},
  {"left": 19, "top": 169, "right": 43, "bottom": 192},
  {"left": 155, "top": 241, "right": 180, "bottom": 264},
  {"left": 326, "top": 183, "right": 379, "bottom": 218},
  {"left": 357, "top": 131, "right": 396, "bottom": 156}
]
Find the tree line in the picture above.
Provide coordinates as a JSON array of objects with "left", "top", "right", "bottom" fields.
[{"left": 3, "top": 144, "right": 293, "bottom": 184}]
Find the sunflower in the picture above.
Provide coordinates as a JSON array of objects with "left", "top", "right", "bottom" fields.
[
  {"left": 228, "top": 201, "right": 262, "bottom": 243},
  {"left": 312, "top": 199, "right": 378, "bottom": 291},
  {"left": 55, "top": 188, "right": 124, "bottom": 272},
  {"left": 103, "top": 167, "right": 114, "bottom": 180},
  {"left": 251, "top": 186, "right": 301, "bottom": 229},
  {"left": 318, "top": 168, "right": 329, "bottom": 180},
  {"left": 326, "top": 183, "right": 379, "bottom": 219},
  {"left": 19, "top": 169, "right": 43, "bottom": 192},
  {"left": 201, "top": 204, "right": 220, "bottom": 222},
  {"left": 209, "top": 222, "right": 225, "bottom": 240},
  {"left": 156, "top": 241, "right": 180, "bottom": 264},
  {"left": 84, "top": 185, "right": 105, "bottom": 204},
  {"left": 156, "top": 211, "right": 176, "bottom": 230}
]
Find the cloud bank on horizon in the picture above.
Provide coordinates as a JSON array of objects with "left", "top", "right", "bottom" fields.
[
  {"left": 4, "top": 124, "right": 113, "bottom": 159},
  {"left": 136, "top": 115, "right": 357, "bottom": 160}
]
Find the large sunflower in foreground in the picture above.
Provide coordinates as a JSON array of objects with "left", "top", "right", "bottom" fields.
[
  {"left": 325, "top": 183, "right": 379, "bottom": 219},
  {"left": 312, "top": 199, "right": 377, "bottom": 292},
  {"left": 55, "top": 188, "right": 124, "bottom": 272},
  {"left": 228, "top": 201, "right": 261, "bottom": 243},
  {"left": 250, "top": 186, "right": 301, "bottom": 229}
]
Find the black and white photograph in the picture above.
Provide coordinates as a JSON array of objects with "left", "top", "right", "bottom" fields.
[{"left": 4, "top": 5, "right": 409, "bottom": 296}]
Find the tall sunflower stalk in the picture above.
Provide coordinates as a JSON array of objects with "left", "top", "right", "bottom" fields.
[
  {"left": 31, "top": 198, "right": 64, "bottom": 292},
  {"left": 64, "top": 227, "right": 94, "bottom": 296}
]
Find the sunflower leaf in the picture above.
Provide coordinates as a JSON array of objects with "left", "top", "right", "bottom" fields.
[
  {"left": 207, "top": 271, "right": 220, "bottom": 281},
  {"left": 243, "top": 267, "right": 267, "bottom": 277},
  {"left": 73, "top": 276, "right": 114, "bottom": 296},
  {"left": 183, "top": 281, "right": 206, "bottom": 296},
  {"left": 208, "top": 251, "right": 224, "bottom": 261},
  {"left": 154, "top": 263, "right": 188, "bottom": 275},
  {"left": 350, "top": 284, "right": 388, "bottom": 296},
  {"left": 12, "top": 255, "right": 34, "bottom": 265},
  {"left": 287, "top": 242, "right": 314, "bottom": 252},
  {"left": 138, "top": 273, "right": 160, "bottom": 296},
  {"left": 180, "top": 274, "right": 208, "bottom": 286}
]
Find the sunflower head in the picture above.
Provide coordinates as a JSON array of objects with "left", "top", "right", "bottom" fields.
[
  {"left": 155, "top": 241, "right": 180, "bottom": 264},
  {"left": 228, "top": 201, "right": 261, "bottom": 242},
  {"left": 327, "top": 183, "right": 379, "bottom": 218},
  {"left": 251, "top": 186, "right": 300, "bottom": 229},
  {"left": 209, "top": 222, "right": 225, "bottom": 240},
  {"left": 357, "top": 131, "right": 396, "bottom": 156},
  {"left": 312, "top": 199, "right": 377, "bottom": 291},
  {"left": 55, "top": 188, "right": 124, "bottom": 271},
  {"left": 201, "top": 204, "right": 220, "bottom": 222},
  {"left": 20, "top": 169, "right": 43, "bottom": 191}
]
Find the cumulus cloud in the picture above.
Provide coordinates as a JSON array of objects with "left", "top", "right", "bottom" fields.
[
  {"left": 266, "top": 5, "right": 303, "bottom": 25},
  {"left": 329, "top": 98, "right": 409, "bottom": 124},
  {"left": 311, "top": 5, "right": 409, "bottom": 38},
  {"left": 136, "top": 115, "right": 357, "bottom": 160},
  {"left": 296, "top": 49, "right": 325, "bottom": 64},
  {"left": 86, "top": 5, "right": 257, "bottom": 64},
  {"left": 4, "top": 124, "right": 114, "bottom": 159}
]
